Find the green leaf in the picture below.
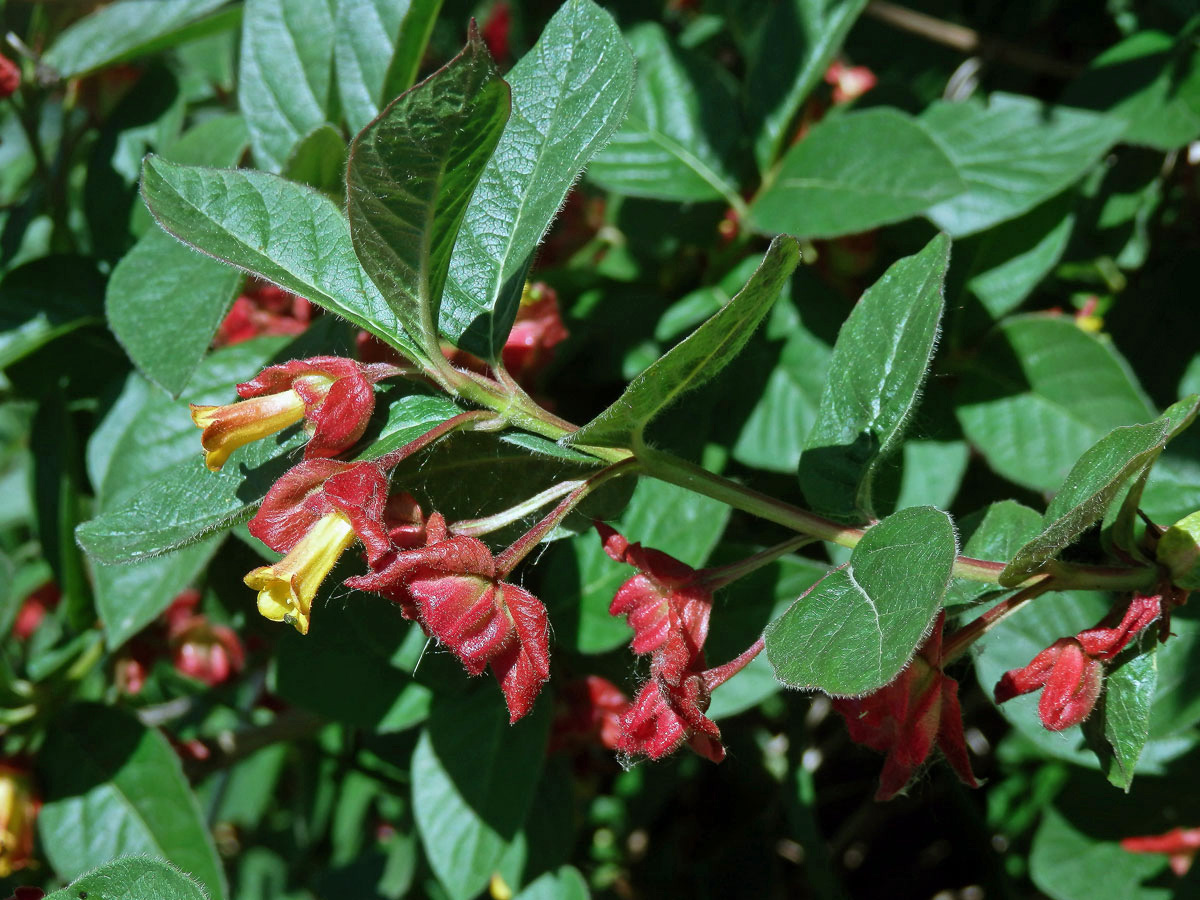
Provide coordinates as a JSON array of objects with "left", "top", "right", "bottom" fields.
[
  {"left": 274, "top": 597, "right": 431, "bottom": 731},
  {"left": 961, "top": 190, "right": 1077, "bottom": 319},
  {"left": 920, "top": 93, "right": 1126, "bottom": 236},
  {"left": 514, "top": 866, "right": 590, "bottom": 900},
  {"left": 75, "top": 429, "right": 305, "bottom": 564},
  {"left": 45, "top": 857, "right": 211, "bottom": 900},
  {"left": 955, "top": 316, "right": 1155, "bottom": 492},
  {"left": 542, "top": 477, "right": 730, "bottom": 654},
  {"left": 38, "top": 704, "right": 227, "bottom": 900},
  {"left": 43, "top": 0, "right": 235, "bottom": 78},
  {"left": 440, "top": 0, "right": 635, "bottom": 360},
  {"left": 1105, "top": 395, "right": 1200, "bottom": 559},
  {"left": 239, "top": 0, "right": 337, "bottom": 171},
  {"left": 765, "top": 506, "right": 957, "bottom": 695},
  {"left": 0, "top": 255, "right": 105, "bottom": 369},
  {"left": 106, "top": 227, "right": 243, "bottom": 397},
  {"left": 94, "top": 540, "right": 222, "bottom": 649},
  {"left": 1063, "top": 29, "right": 1200, "bottom": 151},
  {"left": 586, "top": 23, "right": 743, "bottom": 203},
  {"left": 346, "top": 31, "right": 510, "bottom": 352},
  {"left": 334, "top": 0, "right": 444, "bottom": 133},
  {"left": 413, "top": 690, "right": 550, "bottom": 900},
  {"left": 284, "top": 124, "right": 348, "bottom": 196},
  {"left": 1001, "top": 420, "right": 1170, "bottom": 585},
  {"left": 745, "top": 0, "right": 869, "bottom": 171},
  {"left": 566, "top": 236, "right": 800, "bottom": 448},
  {"left": 798, "top": 233, "right": 950, "bottom": 521},
  {"left": 1030, "top": 806, "right": 1171, "bottom": 900},
  {"left": 749, "top": 109, "right": 966, "bottom": 239},
  {"left": 1084, "top": 647, "right": 1157, "bottom": 791},
  {"left": 140, "top": 157, "right": 421, "bottom": 359}
]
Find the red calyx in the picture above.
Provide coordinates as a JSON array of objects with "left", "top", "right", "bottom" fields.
[
  {"left": 620, "top": 671, "right": 724, "bottom": 763},
  {"left": 12, "top": 582, "right": 60, "bottom": 642},
  {"left": 994, "top": 594, "right": 1162, "bottom": 731},
  {"left": 346, "top": 513, "right": 551, "bottom": 722},
  {"left": 833, "top": 611, "right": 979, "bottom": 800},
  {"left": 238, "top": 356, "right": 391, "bottom": 460},
  {"left": 214, "top": 281, "right": 312, "bottom": 347},
  {"left": 551, "top": 676, "right": 630, "bottom": 753},
  {"left": 597, "top": 522, "right": 712, "bottom": 684},
  {"left": 248, "top": 458, "right": 393, "bottom": 563},
  {"left": 0, "top": 54, "right": 19, "bottom": 100},
  {"left": 1121, "top": 826, "right": 1200, "bottom": 876}
]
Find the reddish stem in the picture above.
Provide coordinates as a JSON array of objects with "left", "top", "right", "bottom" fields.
[
  {"left": 703, "top": 637, "right": 766, "bottom": 692},
  {"left": 941, "top": 581, "right": 1055, "bottom": 664}
]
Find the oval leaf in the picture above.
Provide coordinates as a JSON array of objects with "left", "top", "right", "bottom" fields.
[{"left": 765, "top": 506, "right": 957, "bottom": 696}]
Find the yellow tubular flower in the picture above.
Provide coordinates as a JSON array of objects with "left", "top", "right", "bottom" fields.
[
  {"left": 244, "top": 511, "right": 357, "bottom": 635},
  {"left": 0, "top": 765, "right": 37, "bottom": 878},
  {"left": 190, "top": 390, "right": 309, "bottom": 472}
]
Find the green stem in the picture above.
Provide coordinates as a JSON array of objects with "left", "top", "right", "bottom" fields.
[
  {"left": 700, "top": 535, "right": 817, "bottom": 590},
  {"left": 496, "top": 457, "right": 640, "bottom": 575},
  {"left": 637, "top": 444, "right": 1158, "bottom": 593},
  {"left": 452, "top": 480, "right": 586, "bottom": 538}
]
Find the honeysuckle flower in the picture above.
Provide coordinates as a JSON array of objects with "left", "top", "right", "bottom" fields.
[
  {"left": 500, "top": 283, "right": 569, "bottom": 383},
  {"left": 619, "top": 669, "right": 724, "bottom": 763},
  {"left": 0, "top": 54, "right": 18, "bottom": 100},
  {"left": 346, "top": 512, "right": 551, "bottom": 721},
  {"left": 1121, "top": 826, "right": 1200, "bottom": 876},
  {"left": 596, "top": 523, "right": 712, "bottom": 684},
  {"left": 551, "top": 676, "right": 630, "bottom": 753},
  {"left": 170, "top": 617, "right": 245, "bottom": 686},
  {"left": 0, "top": 762, "right": 38, "bottom": 878},
  {"left": 994, "top": 594, "right": 1162, "bottom": 731},
  {"left": 214, "top": 282, "right": 312, "bottom": 347},
  {"left": 245, "top": 458, "right": 393, "bottom": 634},
  {"left": 12, "top": 582, "right": 59, "bottom": 642},
  {"left": 833, "top": 612, "right": 978, "bottom": 800},
  {"left": 824, "top": 60, "right": 877, "bottom": 104},
  {"left": 190, "top": 356, "right": 390, "bottom": 471}
]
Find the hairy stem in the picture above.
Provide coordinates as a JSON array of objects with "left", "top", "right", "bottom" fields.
[
  {"left": 941, "top": 581, "right": 1056, "bottom": 664},
  {"left": 496, "top": 457, "right": 641, "bottom": 575},
  {"left": 452, "top": 479, "right": 586, "bottom": 537},
  {"left": 700, "top": 535, "right": 817, "bottom": 590}
]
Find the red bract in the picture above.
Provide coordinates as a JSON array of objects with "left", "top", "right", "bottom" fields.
[
  {"left": 619, "top": 670, "right": 724, "bottom": 763},
  {"left": 481, "top": 1, "right": 512, "bottom": 62},
  {"left": 170, "top": 618, "right": 246, "bottom": 686},
  {"left": 214, "top": 282, "right": 312, "bottom": 347},
  {"left": 824, "top": 60, "right": 877, "bottom": 104},
  {"left": 597, "top": 523, "right": 712, "bottom": 683},
  {"left": 1121, "top": 826, "right": 1200, "bottom": 876},
  {"left": 500, "top": 284, "right": 569, "bottom": 383},
  {"left": 347, "top": 513, "right": 551, "bottom": 721},
  {"left": 0, "top": 54, "right": 18, "bottom": 100},
  {"left": 12, "top": 582, "right": 60, "bottom": 642},
  {"left": 245, "top": 459, "right": 393, "bottom": 634},
  {"left": 191, "top": 356, "right": 389, "bottom": 471},
  {"left": 833, "top": 612, "right": 978, "bottom": 800},
  {"left": 551, "top": 676, "right": 630, "bottom": 752},
  {"left": 994, "top": 594, "right": 1162, "bottom": 731}
]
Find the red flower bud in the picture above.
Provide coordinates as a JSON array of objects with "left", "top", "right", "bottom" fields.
[
  {"left": 597, "top": 523, "right": 712, "bottom": 684},
  {"left": 191, "top": 356, "right": 388, "bottom": 471},
  {"left": 1121, "top": 826, "right": 1200, "bottom": 876},
  {"left": 824, "top": 60, "right": 877, "bottom": 104},
  {"left": 551, "top": 676, "right": 630, "bottom": 753},
  {"left": 347, "top": 513, "right": 551, "bottom": 721},
  {"left": 170, "top": 618, "right": 246, "bottom": 686},
  {"left": 114, "top": 640, "right": 155, "bottom": 695},
  {"left": 214, "top": 282, "right": 311, "bottom": 347},
  {"left": 994, "top": 595, "right": 1161, "bottom": 731},
  {"left": 0, "top": 762, "right": 37, "bottom": 878},
  {"left": 619, "top": 671, "right": 724, "bottom": 763},
  {"left": 481, "top": 1, "right": 512, "bottom": 62},
  {"left": 12, "top": 582, "right": 60, "bottom": 642},
  {"left": 833, "top": 612, "right": 978, "bottom": 800},
  {"left": 500, "top": 283, "right": 569, "bottom": 383},
  {"left": 0, "top": 54, "right": 19, "bottom": 101}
]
